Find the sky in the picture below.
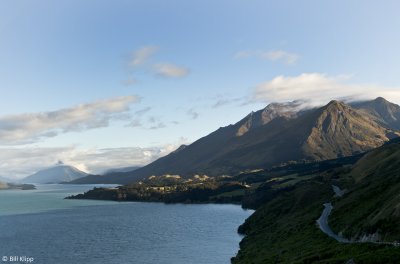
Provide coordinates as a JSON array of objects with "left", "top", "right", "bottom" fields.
[{"left": 1, "top": 0, "right": 400, "bottom": 178}]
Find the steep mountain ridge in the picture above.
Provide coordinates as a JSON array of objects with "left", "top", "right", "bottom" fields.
[
  {"left": 352, "top": 97, "right": 400, "bottom": 129},
  {"left": 303, "top": 100, "right": 396, "bottom": 160}
]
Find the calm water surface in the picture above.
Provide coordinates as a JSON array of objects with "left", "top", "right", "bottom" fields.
[{"left": 0, "top": 184, "right": 252, "bottom": 264}]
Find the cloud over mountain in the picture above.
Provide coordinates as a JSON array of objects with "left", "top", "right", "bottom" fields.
[{"left": 252, "top": 73, "right": 400, "bottom": 108}]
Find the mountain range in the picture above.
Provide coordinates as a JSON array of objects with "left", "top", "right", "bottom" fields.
[{"left": 73, "top": 97, "right": 400, "bottom": 184}]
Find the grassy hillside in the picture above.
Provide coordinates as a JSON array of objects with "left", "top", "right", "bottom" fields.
[
  {"left": 234, "top": 139, "right": 400, "bottom": 263},
  {"left": 233, "top": 179, "right": 400, "bottom": 263},
  {"left": 330, "top": 139, "right": 400, "bottom": 242}
]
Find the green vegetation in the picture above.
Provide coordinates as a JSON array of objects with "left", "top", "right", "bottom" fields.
[
  {"left": 330, "top": 139, "right": 400, "bottom": 242},
  {"left": 67, "top": 175, "right": 248, "bottom": 204},
  {"left": 233, "top": 139, "right": 400, "bottom": 263},
  {"left": 233, "top": 180, "right": 400, "bottom": 263}
]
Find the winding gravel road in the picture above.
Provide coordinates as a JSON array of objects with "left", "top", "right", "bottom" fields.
[
  {"left": 316, "top": 185, "right": 400, "bottom": 247},
  {"left": 316, "top": 202, "right": 349, "bottom": 243}
]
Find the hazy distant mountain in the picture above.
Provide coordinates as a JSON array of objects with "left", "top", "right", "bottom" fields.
[
  {"left": 0, "top": 176, "right": 12, "bottom": 183},
  {"left": 69, "top": 166, "right": 141, "bottom": 184},
  {"left": 23, "top": 165, "right": 88, "bottom": 184},
  {"left": 103, "top": 166, "right": 140, "bottom": 174},
  {"left": 73, "top": 97, "right": 400, "bottom": 184}
]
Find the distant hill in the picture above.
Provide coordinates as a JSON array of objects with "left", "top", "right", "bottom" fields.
[
  {"left": 103, "top": 166, "right": 140, "bottom": 174},
  {"left": 22, "top": 165, "right": 88, "bottom": 184},
  {"left": 70, "top": 166, "right": 141, "bottom": 184},
  {"left": 73, "top": 97, "right": 400, "bottom": 184}
]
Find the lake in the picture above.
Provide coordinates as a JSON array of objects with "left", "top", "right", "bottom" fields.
[{"left": 0, "top": 184, "right": 252, "bottom": 264}]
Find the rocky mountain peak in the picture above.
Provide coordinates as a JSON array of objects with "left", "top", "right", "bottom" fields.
[
  {"left": 235, "top": 101, "right": 300, "bottom": 136},
  {"left": 352, "top": 97, "right": 400, "bottom": 129}
]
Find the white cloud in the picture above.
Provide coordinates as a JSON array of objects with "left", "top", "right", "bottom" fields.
[
  {"left": 153, "top": 63, "right": 190, "bottom": 78},
  {"left": 252, "top": 73, "right": 400, "bottom": 108},
  {"left": 261, "top": 50, "right": 299, "bottom": 65},
  {"left": 0, "top": 96, "right": 140, "bottom": 145},
  {"left": 130, "top": 46, "right": 159, "bottom": 67},
  {"left": 124, "top": 46, "right": 191, "bottom": 82},
  {"left": 234, "top": 49, "right": 300, "bottom": 65},
  {"left": 0, "top": 137, "right": 190, "bottom": 179}
]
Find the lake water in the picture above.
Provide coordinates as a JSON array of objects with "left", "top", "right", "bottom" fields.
[{"left": 0, "top": 184, "right": 252, "bottom": 264}]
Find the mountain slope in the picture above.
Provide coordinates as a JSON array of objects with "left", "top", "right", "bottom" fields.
[
  {"left": 74, "top": 98, "right": 400, "bottom": 184},
  {"left": 233, "top": 138, "right": 400, "bottom": 263},
  {"left": 232, "top": 161, "right": 400, "bottom": 263},
  {"left": 23, "top": 165, "right": 88, "bottom": 184},
  {"left": 329, "top": 138, "right": 400, "bottom": 241},
  {"left": 352, "top": 97, "right": 400, "bottom": 129},
  {"left": 103, "top": 166, "right": 141, "bottom": 174},
  {"left": 303, "top": 100, "right": 395, "bottom": 160},
  {"left": 235, "top": 101, "right": 301, "bottom": 136}
]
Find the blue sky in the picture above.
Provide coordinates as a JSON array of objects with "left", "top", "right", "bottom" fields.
[{"left": 1, "top": 0, "right": 400, "bottom": 177}]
